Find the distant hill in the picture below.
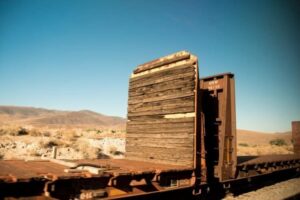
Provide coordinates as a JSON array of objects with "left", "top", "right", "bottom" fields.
[
  {"left": 237, "top": 129, "right": 291, "bottom": 145},
  {"left": 0, "top": 106, "right": 126, "bottom": 129}
]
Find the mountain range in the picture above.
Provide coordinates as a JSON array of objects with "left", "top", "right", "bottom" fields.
[{"left": 0, "top": 106, "right": 126, "bottom": 129}]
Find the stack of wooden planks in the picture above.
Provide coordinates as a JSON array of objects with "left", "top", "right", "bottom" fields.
[{"left": 126, "top": 51, "right": 199, "bottom": 167}]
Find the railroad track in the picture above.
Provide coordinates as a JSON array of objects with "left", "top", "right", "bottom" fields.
[{"left": 223, "top": 177, "right": 300, "bottom": 200}]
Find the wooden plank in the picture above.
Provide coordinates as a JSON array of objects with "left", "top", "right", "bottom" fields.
[
  {"left": 129, "top": 78, "right": 195, "bottom": 97},
  {"left": 127, "top": 137, "right": 193, "bottom": 144},
  {"left": 128, "top": 90, "right": 194, "bottom": 105},
  {"left": 126, "top": 142, "right": 193, "bottom": 149},
  {"left": 127, "top": 117, "right": 194, "bottom": 125},
  {"left": 125, "top": 156, "right": 193, "bottom": 166},
  {"left": 128, "top": 115, "right": 195, "bottom": 121},
  {"left": 126, "top": 133, "right": 193, "bottom": 139},
  {"left": 129, "top": 71, "right": 195, "bottom": 90},
  {"left": 126, "top": 147, "right": 193, "bottom": 158},
  {"left": 127, "top": 121, "right": 194, "bottom": 129},
  {"left": 126, "top": 151, "right": 193, "bottom": 164},
  {"left": 133, "top": 51, "right": 191, "bottom": 74},
  {"left": 127, "top": 131, "right": 193, "bottom": 136},
  {"left": 126, "top": 153, "right": 193, "bottom": 161},
  {"left": 131, "top": 61, "right": 194, "bottom": 83},
  {"left": 126, "top": 150, "right": 193, "bottom": 162},
  {"left": 127, "top": 126, "right": 194, "bottom": 133},
  {"left": 128, "top": 96, "right": 194, "bottom": 110},
  {"left": 129, "top": 84, "right": 194, "bottom": 101},
  {"left": 128, "top": 115, "right": 165, "bottom": 121},
  {"left": 128, "top": 85, "right": 194, "bottom": 104},
  {"left": 128, "top": 100, "right": 194, "bottom": 112},
  {"left": 128, "top": 99, "right": 194, "bottom": 113},
  {"left": 127, "top": 106, "right": 195, "bottom": 117}
]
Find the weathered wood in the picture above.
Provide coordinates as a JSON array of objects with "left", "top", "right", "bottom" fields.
[
  {"left": 128, "top": 99, "right": 194, "bottom": 114},
  {"left": 125, "top": 156, "right": 193, "bottom": 166},
  {"left": 126, "top": 127, "right": 194, "bottom": 134},
  {"left": 128, "top": 115, "right": 165, "bottom": 121},
  {"left": 128, "top": 90, "right": 194, "bottom": 105},
  {"left": 129, "top": 70, "right": 195, "bottom": 90},
  {"left": 128, "top": 86, "right": 194, "bottom": 104},
  {"left": 133, "top": 51, "right": 191, "bottom": 74},
  {"left": 127, "top": 117, "right": 194, "bottom": 125},
  {"left": 129, "top": 84, "right": 194, "bottom": 101},
  {"left": 126, "top": 152, "right": 193, "bottom": 161},
  {"left": 127, "top": 106, "right": 195, "bottom": 117},
  {"left": 126, "top": 150, "right": 193, "bottom": 165},
  {"left": 127, "top": 122, "right": 194, "bottom": 130},
  {"left": 126, "top": 132, "right": 193, "bottom": 139},
  {"left": 126, "top": 51, "right": 198, "bottom": 167},
  {"left": 127, "top": 137, "right": 193, "bottom": 144},
  {"left": 129, "top": 104, "right": 194, "bottom": 117},
  {"left": 126, "top": 142, "right": 193, "bottom": 149},
  {"left": 125, "top": 153, "right": 193, "bottom": 162},
  {"left": 131, "top": 61, "right": 195, "bottom": 83},
  {"left": 129, "top": 78, "right": 195, "bottom": 97},
  {"left": 126, "top": 146, "right": 193, "bottom": 158},
  {"left": 128, "top": 96, "right": 194, "bottom": 111},
  {"left": 127, "top": 121, "right": 194, "bottom": 129}
]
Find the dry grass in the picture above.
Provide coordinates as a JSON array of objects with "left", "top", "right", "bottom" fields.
[
  {"left": 236, "top": 129, "right": 293, "bottom": 156},
  {"left": 0, "top": 125, "right": 125, "bottom": 160},
  {"left": 238, "top": 144, "right": 293, "bottom": 156}
]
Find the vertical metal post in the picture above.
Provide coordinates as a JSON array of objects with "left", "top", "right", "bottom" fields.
[{"left": 292, "top": 121, "right": 300, "bottom": 155}]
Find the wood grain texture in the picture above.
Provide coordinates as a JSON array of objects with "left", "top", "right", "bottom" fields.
[
  {"left": 126, "top": 51, "right": 198, "bottom": 167},
  {"left": 133, "top": 51, "right": 191, "bottom": 74}
]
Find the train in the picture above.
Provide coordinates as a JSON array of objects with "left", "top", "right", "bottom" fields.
[{"left": 1, "top": 51, "right": 300, "bottom": 199}]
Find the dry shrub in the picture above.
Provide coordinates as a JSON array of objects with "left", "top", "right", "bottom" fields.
[
  {"left": 42, "top": 131, "right": 51, "bottom": 137},
  {"left": 0, "top": 129, "right": 7, "bottom": 136},
  {"left": 43, "top": 140, "right": 64, "bottom": 148},
  {"left": 3, "top": 127, "right": 28, "bottom": 136},
  {"left": 75, "top": 141, "right": 108, "bottom": 159},
  {"left": 28, "top": 149, "right": 42, "bottom": 157},
  {"left": 269, "top": 139, "right": 287, "bottom": 146},
  {"left": 54, "top": 130, "right": 63, "bottom": 139},
  {"left": 238, "top": 143, "right": 249, "bottom": 147},
  {"left": 28, "top": 129, "right": 42, "bottom": 137},
  {"left": 109, "top": 146, "right": 117, "bottom": 154},
  {"left": 62, "top": 130, "right": 78, "bottom": 141},
  {"left": 108, "top": 146, "right": 124, "bottom": 156}
]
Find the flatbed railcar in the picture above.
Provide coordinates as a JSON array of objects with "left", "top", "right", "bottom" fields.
[{"left": 1, "top": 51, "right": 300, "bottom": 199}]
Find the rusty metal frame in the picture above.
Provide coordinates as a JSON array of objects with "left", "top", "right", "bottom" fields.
[{"left": 200, "top": 73, "right": 237, "bottom": 182}]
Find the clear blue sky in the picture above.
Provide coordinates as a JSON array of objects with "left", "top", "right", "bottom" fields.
[{"left": 0, "top": 0, "right": 299, "bottom": 132}]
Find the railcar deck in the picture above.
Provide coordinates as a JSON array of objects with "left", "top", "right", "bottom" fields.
[
  {"left": 0, "top": 158, "right": 193, "bottom": 182},
  {"left": 1, "top": 154, "right": 299, "bottom": 184},
  {"left": 238, "top": 154, "right": 300, "bottom": 166}
]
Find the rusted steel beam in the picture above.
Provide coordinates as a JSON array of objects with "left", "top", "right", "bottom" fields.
[
  {"left": 200, "top": 73, "right": 237, "bottom": 181},
  {"left": 292, "top": 121, "right": 300, "bottom": 154}
]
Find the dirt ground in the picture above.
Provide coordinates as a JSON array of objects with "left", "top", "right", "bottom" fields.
[{"left": 0, "top": 126, "right": 125, "bottom": 160}]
